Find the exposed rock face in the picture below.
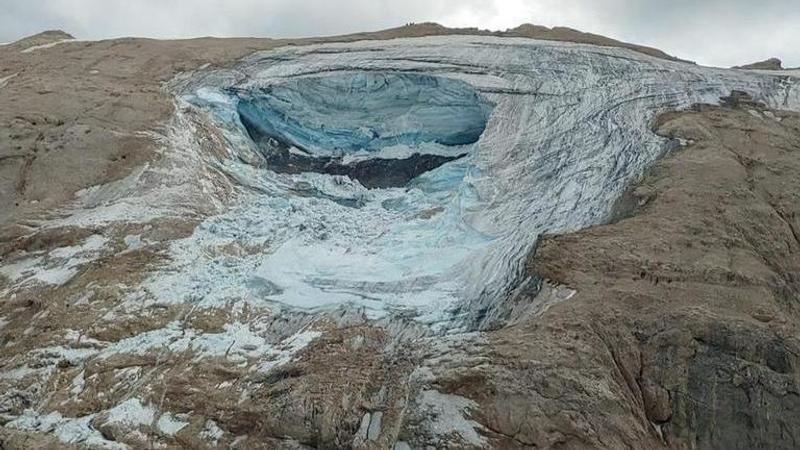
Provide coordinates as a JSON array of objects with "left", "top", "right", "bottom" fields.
[
  {"left": 734, "top": 57, "right": 784, "bottom": 70},
  {"left": 254, "top": 145, "right": 466, "bottom": 189},
  {"left": 517, "top": 100, "right": 800, "bottom": 448},
  {"left": 1, "top": 25, "right": 800, "bottom": 450}
]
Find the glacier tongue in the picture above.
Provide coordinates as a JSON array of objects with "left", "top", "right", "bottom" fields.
[{"left": 157, "top": 35, "right": 800, "bottom": 328}]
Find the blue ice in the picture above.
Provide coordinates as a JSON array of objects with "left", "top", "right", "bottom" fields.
[{"left": 234, "top": 72, "right": 492, "bottom": 156}]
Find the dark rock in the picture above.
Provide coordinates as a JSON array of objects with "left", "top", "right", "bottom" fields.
[
  {"left": 641, "top": 379, "right": 671, "bottom": 423},
  {"left": 255, "top": 138, "right": 465, "bottom": 189}
]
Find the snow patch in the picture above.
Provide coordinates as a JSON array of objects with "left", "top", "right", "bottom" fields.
[
  {"left": 98, "top": 321, "right": 320, "bottom": 371},
  {"left": 419, "top": 390, "right": 486, "bottom": 446},
  {"left": 20, "top": 38, "right": 76, "bottom": 53},
  {"left": 8, "top": 398, "right": 188, "bottom": 448},
  {"left": 259, "top": 330, "right": 322, "bottom": 372},
  {"left": 103, "top": 397, "right": 154, "bottom": 427},
  {"left": 200, "top": 419, "right": 225, "bottom": 444},
  {"left": 123, "top": 234, "right": 143, "bottom": 250},
  {"left": 8, "top": 410, "right": 126, "bottom": 449},
  {"left": 0, "top": 366, "right": 40, "bottom": 380},
  {"left": 0, "top": 234, "right": 108, "bottom": 293},
  {"left": 157, "top": 413, "right": 189, "bottom": 436}
]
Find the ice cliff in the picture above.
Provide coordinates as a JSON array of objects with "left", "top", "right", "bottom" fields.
[{"left": 235, "top": 72, "right": 492, "bottom": 154}]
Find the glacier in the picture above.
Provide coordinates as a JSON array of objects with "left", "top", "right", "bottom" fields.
[{"left": 153, "top": 35, "right": 800, "bottom": 329}]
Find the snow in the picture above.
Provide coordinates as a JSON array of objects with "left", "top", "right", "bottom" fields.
[
  {"left": 97, "top": 321, "right": 264, "bottom": 362},
  {"left": 97, "top": 320, "right": 320, "bottom": 371},
  {"left": 40, "top": 343, "right": 100, "bottom": 361},
  {"left": 8, "top": 410, "right": 126, "bottom": 449},
  {"left": 157, "top": 413, "right": 189, "bottom": 435},
  {"left": 20, "top": 39, "right": 76, "bottom": 53},
  {"left": 70, "top": 370, "right": 86, "bottom": 396},
  {"left": 259, "top": 330, "right": 321, "bottom": 372},
  {"left": 50, "top": 234, "right": 108, "bottom": 258},
  {"left": 123, "top": 234, "right": 143, "bottom": 250},
  {"left": 8, "top": 398, "right": 188, "bottom": 448},
  {"left": 0, "top": 234, "right": 108, "bottom": 293},
  {"left": 0, "top": 257, "right": 42, "bottom": 282},
  {"left": 0, "top": 366, "right": 39, "bottom": 380},
  {"left": 419, "top": 389, "right": 486, "bottom": 446},
  {"left": 32, "top": 267, "right": 80, "bottom": 285}
]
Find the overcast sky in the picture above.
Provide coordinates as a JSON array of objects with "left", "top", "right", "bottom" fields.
[{"left": 2, "top": 0, "right": 798, "bottom": 68}]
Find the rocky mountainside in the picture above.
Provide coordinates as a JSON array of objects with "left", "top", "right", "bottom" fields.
[
  {"left": 734, "top": 57, "right": 784, "bottom": 70},
  {"left": 1, "top": 24, "right": 799, "bottom": 449}
]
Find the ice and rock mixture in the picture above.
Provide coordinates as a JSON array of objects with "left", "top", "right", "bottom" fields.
[
  {"left": 1, "top": 34, "right": 799, "bottom": 449},
  {"left": 164, "top": 35, "right": 799, "bottom": 328}
]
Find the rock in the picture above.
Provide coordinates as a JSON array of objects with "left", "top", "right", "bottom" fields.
[
  {"left": 256, "top": 142, "right": 466, "bottom": 189},
  {"left": 734, "top": 57, "right": 783, "bottom": 70},
  {"left": 641, "top": 380, "right": 672, "bottom": 423}
]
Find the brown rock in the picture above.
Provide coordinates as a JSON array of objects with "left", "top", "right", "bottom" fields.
[{"left": 733, "top": 57, "right": 784, "bottom": 70}]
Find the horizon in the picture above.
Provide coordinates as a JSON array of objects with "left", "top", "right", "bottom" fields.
[{"left": 2, "top": 0, "right": 799, "bottom": 69}]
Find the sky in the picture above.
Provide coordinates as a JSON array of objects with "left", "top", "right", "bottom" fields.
[{"left": 2, "top": 0, "right": 798, "bottom": 68}]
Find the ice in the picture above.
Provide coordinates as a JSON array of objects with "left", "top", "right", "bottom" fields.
[
  {"left": 155, "top": 36, "right": 800, "bottom": 327},
  {"left": 258, "top": 330, "right": 322, "bottom": 372},
  {"left": 70, "top": 370, "right": 86, "bottom": 396},
  {"left": 103, "top": 398, "right": 154, "bottom": 427},
  {"left": 200, "top": 419, "right": 225, "bottom": 444},
  {"left": 20, "top": 39, "right": 76, "bottom": 53},
  {"left": 235, "top": 72, "right": 491, "bottom": 156}
]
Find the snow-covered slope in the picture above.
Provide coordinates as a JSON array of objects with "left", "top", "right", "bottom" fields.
[{"left": 155, "top": 35, "right": 800, "bottom": 329}]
